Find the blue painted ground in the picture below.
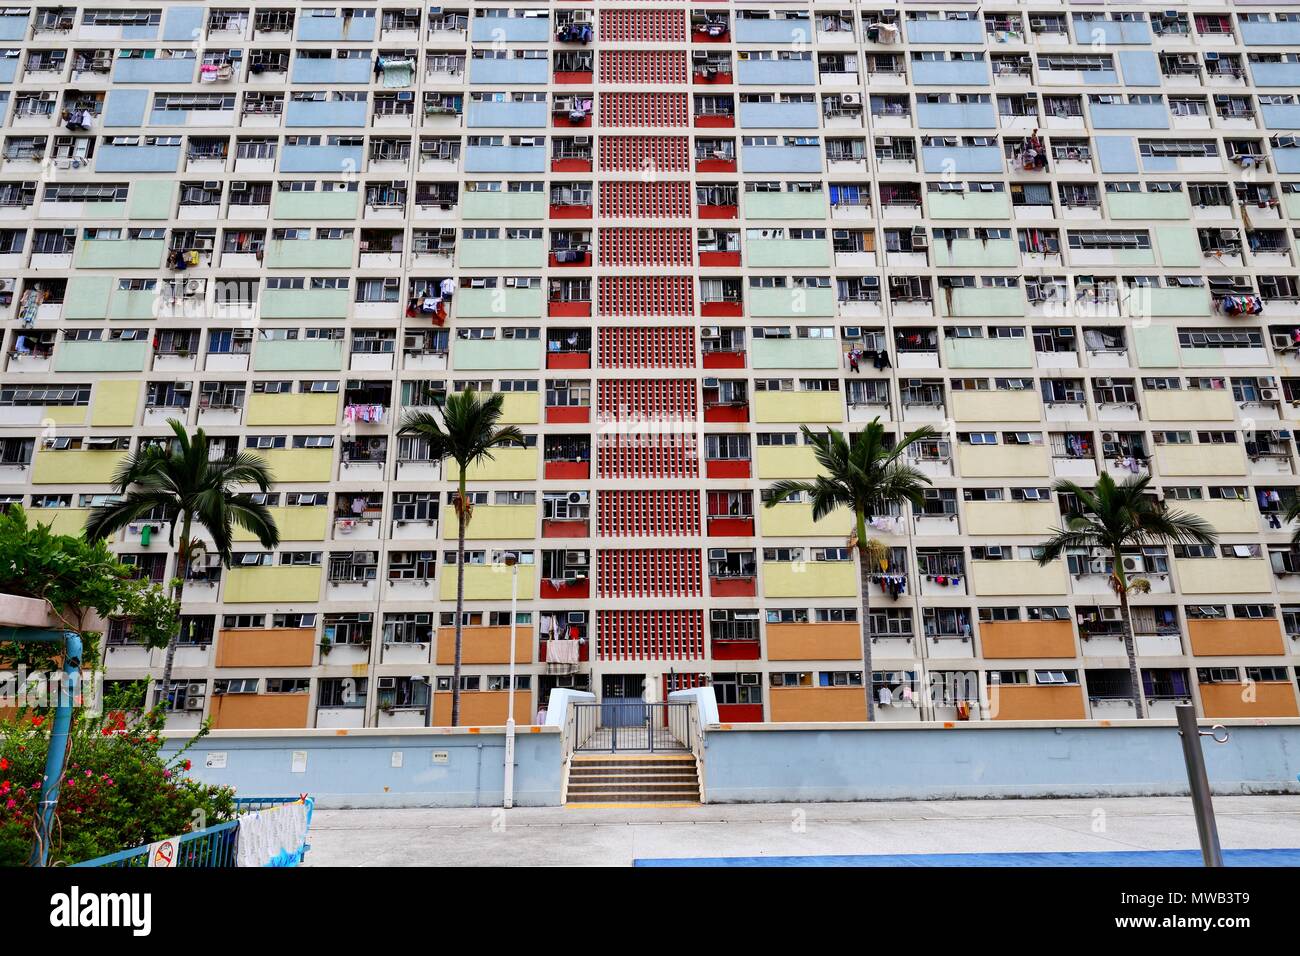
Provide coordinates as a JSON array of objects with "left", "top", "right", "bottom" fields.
[{"left": 634, "top": 848, "right": 1300, "bottom": 867}]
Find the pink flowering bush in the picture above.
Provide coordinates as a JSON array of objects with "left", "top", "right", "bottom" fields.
[{"left": 0, "top": 689, "right": 234, "bottom": 866}]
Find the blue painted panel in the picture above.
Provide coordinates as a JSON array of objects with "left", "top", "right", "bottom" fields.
[
  {"left": 298, "top": 15, "right": 376, "bottom": 42},
  {"left": 464, "top": 146, "right": 546, "bottom": 173},
  {"left": 1274, "top": 148, "right": 1300, "bottom": 174},
  {"left": 1249, "top": 62, "right": 1300, "bottom": 87},
  {"left": 734, "top": 19, "right": 813, "bottom": 44},
  {"left": 922, "top": 146, "right": 1003, "bottom": 173},
  {"left": 161, "top": 6, "right": 203, "bottom": 41},
  {"left": 1080, "top": 70, "right": 1120, "bottom": 86},
  {"left": 0, "top": 15, "right": 27, "bottom": 41},
  {"left": 112, "top": 57, "right": 196, "bottom": 84},
  {"left": 466, "top": 101, "right": 548, "bottom": 128},
  {"left": 740, "top": 146, "right": 823, "bottom": 174},
  {"left": 1095, "top": 136, "right": 1138, "bottom": 173},
  {"left": 104, "top": 89, "right": 149, "bottom": 127},
  {"left": 468, "top": 58, "right": 549, "bottom": 85},
  {"left": 284, "top": 100, "right": 369, "bottom": 127},
  {"left": 95, "top": 145, "right": 182, "bottom": 173},
  {"left": 905, "top": 20, "right": 985, "bottom": 45},
  {"left": 0, "top": 56, "right": 17, "bottom": 84},
  {"left": 736, "top": 59, "right": 816, "bottom": 86},
  {"left": 1240, "top": 21, "right": 1300, "bottom": 45},
  {"left": 470, "top": 17, "right": 550, "bottom": 43},
  {"left": 1071, "top": 16, "right": 1151, "bottom": 44},
  {"left": 910, "top": 59, "right": 989, "bottom": 86},
  {"left": 1261, "top": 104, "right": 1300, "bottom": 130},
  {"left": 916, "top": 102, "right": 995, "bottom": 129},
  {"left": 290, "top": 58, "right": 372, "bottom": 85},
  {"left": 1088, "top": 103, "right": 1170, "bottom": 130},
  {"left": 1118, "top": 51, "right": 1161, "bottom": 87},
  {"left": 737, "top": 102, "right": 820, "bottom": 129},
  {"left": 279, "top": 145, "right": 364, "bottom": 173}
]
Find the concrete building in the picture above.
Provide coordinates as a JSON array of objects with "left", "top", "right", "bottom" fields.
[{"left": 3, "top": 1, "right": 1300, "bottom": 729}]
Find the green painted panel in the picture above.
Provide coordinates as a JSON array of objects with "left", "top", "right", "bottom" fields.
[
  {"left": 458, "top": 239, "right": 545, "bottom": 269},
  {"left": 54, "top": 341, "right": 149, "bottom": 372},
  {"left": 943, "top": 337, "right": 1034, "bottom": 368},
  {"left": 932, "top": 239, "right": 1019, "bottom": 268},
  {"left": 460, "top": 191, "right": 547, "bottom": 220},
  {"left": 252, "top": 339, "right": 345, "bottom": 371},
  {"left": 927, "top": 193, "right": 1011, "bottom": 220},
  {"left": 1108, "top": 192, "right": 1190, "bottom": 220},
  {"left": 750, "top": 338, "right": 840, "bottom": 369},
  {"left": 455, "top": 288, "right": 544, "bottom": 318},
  {"left": 259, "top": 289, "right": 350, "bottom": 319},
  {"left": 127, "top": 181, "right": 175, "bottom": 219},
  {"left": 271, "top": 190, "right": 361, "bottom": 220},
  {"left": 62, "top": 276, "right": 115, "bottom": 319},
  {"left": 746, "top": 239, "right": 830, "bottom": 268},
  {"left": 742, "top": 192, "right": 828, "bottom": 220},
  {"left": 264, "top": 239, "right": 355, "bottom": 269},
  {"left": 1131, "top": 324, "right": 1179, "bottom": 367},
  {"left": 1155, "top": 227, "right": 1202, "bottom": 267},
  {"left": 747, "top": 286, "right": 836, "bottom": 317},
  {"left": 451, "top": 338, "right": 543, "bottom": 370},
  {"left": 73, "top": 240, "right": 165, "bottom": 269}
]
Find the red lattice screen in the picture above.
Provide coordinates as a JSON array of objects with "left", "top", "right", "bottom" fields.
[
  {"left": 597, "top": 549, "right": 702, "bottom": 598},
  {"left": 596, "top": 434, "right": 699, "bottom": 479},
  {"left": 598, "top": 227, "right": 693, "bottom": 266},
  {"left": 597, "top": 326, "right": 696, "bottom": 368},
  {"left": 598, "top": 92, "right": 688, "bottom": 127},
  {"left": 597, "top": 275, "right": 694, "bottom": 316},
  {"left": 597, "top": 490, "right": 701, "bottom": 537},
  {"left": 598, "top": 181, "right": 691, "bottom": 219},
  {"left": 597, "top": 610, "right": 705, "bottom": 661}
]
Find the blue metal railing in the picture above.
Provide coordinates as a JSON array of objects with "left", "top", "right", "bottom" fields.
[{"left": 72, "top": 797, "right": 309, "bottom": 868}]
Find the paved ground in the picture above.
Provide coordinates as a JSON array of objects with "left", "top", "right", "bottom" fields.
[{"left": 304, "top": 795, "right": 1300, "bottom": 866}]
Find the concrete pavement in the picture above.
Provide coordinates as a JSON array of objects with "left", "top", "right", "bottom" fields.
[{"left": 303, "top": 795, "right": 1300, "bottom": 866}]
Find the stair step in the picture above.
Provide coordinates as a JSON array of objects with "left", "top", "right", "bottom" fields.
[
  {"left": 565, "top": 755, "right": 700, "bottom": 806},
  {"left": 567, "top": 783, "right": 699, "bottom": 793}
]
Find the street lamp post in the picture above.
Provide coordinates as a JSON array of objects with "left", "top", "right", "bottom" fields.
[{"left": 503, "top": 552, "right": 519, "bottom": 809}]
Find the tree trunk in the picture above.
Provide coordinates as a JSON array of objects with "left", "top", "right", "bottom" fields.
[
  {"left": 1113, "top": 551, "right": 1146, "bottom": 719},
  {"left": 856, "top": 511, "right": 875, "bottom": 722},
  {"left": 158, "top": 513, "right": 191, "bottom": 713},
  {"left": 451, "top": 472, "right": 468, "bottom": 727}
]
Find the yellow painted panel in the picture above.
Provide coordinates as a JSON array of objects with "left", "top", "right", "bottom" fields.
[
  {"left": 43, "top": 405, "right": 89, "bottom": 426},
  {"left": 445, "top": 504, "right": 538, "bottom": 540},
  {"left": 31, "top": 450, "right": 124, "bottom": 485},
  {"left": 233, "top": 506, "right": 328, "bottom": 542},
  {"left": 90, "top": 380, "right": 140, "bottom": 426},
  {"left": 964, "top": 501, "right": 1057, "bottom": 536},
  {"left": 1175, "top": 558, "right": 1271, "bottom": 594},
  {"left": 1144, "top": 390, "right": 1235, "bottom": 422},
  {"left": 445, "top": 448, "right": 538, "bottom": 482},
  {"left": 970, "top": 560, "right": 1068, "bottom": 596},
  {"left": 31, "top": 508, "right": 89, "bottom": 535},
  {"left": 760, "top": 503, "right": 852, "bottom": 538},
  {"left": 260, "top": 449, "right": 334, "bottom": 483},
  {"left": 1155, "top": 444, "right": 1246, "bottom": 477},
  {"left": 754, "top": 391, "right": 842, "bottom": 424},
  {"left": 439, "top": 563, "right": 537, "bottom": 600},
  {"left": 951, "top": 391, "right": 1041, "bottom": 422},
  {"left": 762, "top": 561, "right": 857, "bottom": 598},
  {"left": 447, "top": 391, "right": 540, "bottom": 425},
  {"left": 224, "top": 566, "right": 323, "bottom": 603},
  {"left": 958, "top": 444, "right": 1049, "bottom": 478},
  {"left": 245, "top": 393, "right": 339, "bottom": 427},
  {"left": 756, "top": 445, "right": 825, "bottom": 479},
  {"left": 1180, "top": 499, "right": 1259, "bottom": 535}
]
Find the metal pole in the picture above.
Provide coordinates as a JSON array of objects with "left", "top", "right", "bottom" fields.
[
  {"left": 31, "top": 631, "right": 82, "bottom": 866},
  {"left": 503, "top": 558, "right": 519, "bottom": 809},
  {"left": 1175, "top": 704, "right": 1224, "bottom": 867}
]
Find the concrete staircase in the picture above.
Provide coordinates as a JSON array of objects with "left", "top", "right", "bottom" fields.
[{"left": 564, "top": 754, "right": 701, "bottom": 805}]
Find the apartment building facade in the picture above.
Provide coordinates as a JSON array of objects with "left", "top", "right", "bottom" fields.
[{"left": 3, "top": 1, "right": 1300, "bottom": 729}]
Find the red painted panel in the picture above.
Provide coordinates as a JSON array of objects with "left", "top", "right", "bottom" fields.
[
  {"left": 544, "top": 460, "right": 590, "bottom": 480},
  {"left": 710, "top": 576, "right": 756, "bottom": 598},
  {"left": 705, "top": 459, "right": 750, "bottom": 480},
  {"left": 692, "top": 29, "right": 731, "bottom": 44},
  {"left": 707, "top": 516, "right": 754, "bottom": 537},
  {"left": 550, "top": 204, "right": 593, "bottom": 219},
  {"left": 547, "top": 352, "right": 591, "bottom": 369},
  {"left": 541, "top": 578, "right": 591, "bottom": 600},
  {"left": 542, "top": 518, "right": 589, "bottom": 538},
  {"left": 694, "top": 115, "right": 734, "bottom": 128},
  {"left": 548, "top": 300, "right": 592, "bottom": 317},
  {"left": 548, "top": 252, "right": 592, "bottom": 268},
  {"left": 696, "top": 158, "right": 737, "bottom": 173},
  {"left": 704, "top": 404, "right": 748, "bottom": 423},
  {"left": 698, "top": 205, "right": 738, "bottom": 220},
  {"left": 698, "top": 250, "right": 742, "bottom": 267},
  {"left": 546, "top": 405, "right": 590, "bottom": 424},
  {"left": 711, "top": 640, "right": 762, "bottom": 662},
  {"left": 550, "top": 158, "right": 592, "bottom": 173},
  {"left": 692, "top": 72, "right": 732, "bottom": 85},
  {"left": 700, "top": 300, "right": 743, "bottom": 317},
  {"left": 553, "top": 71, "right": 594, "bottom": 86},
  {"left": 703, "top": 349, "right": 746, "bottom": 369},
  {"left": 717, "top": 703, "right": 764, "bottom": 723}
]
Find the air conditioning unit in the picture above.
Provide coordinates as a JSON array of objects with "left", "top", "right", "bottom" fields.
[
  {"left": 573, "top": 135, "right": 590, "bottom": 145},
  {"left": 1271, "top": 333, "right": 1292, "bottom": 350},
  {"left": 1121, "top": 555, "right": 1145, "bottom": 574},
  {"left": 711, "top": 609, "right": 729, "bottom": 622},
  {"left": 693, "top": 51, "right": 709, "bottom": 61},
  {"left": 377, "top": 677, "right": 396, "bottom": 690},
  {"left": 566, "top": 491, "right": 587, "bottom": 505},
  {"left": 708, "top": 549, "right": 728, "bottom": 560},
  {"left": 353, "top": 553, "right": 377, "bottom": 566},
  {"left": 1101, "top": 431, "right": 1117, "bottom": 443},
  {"left": 840, "top": 93, "right": 861, "bottom": 106},
  {"left": 184, "top": 695, "right": 205, "bottom": 711},
  {"left": 230, "top": 181, "right": 248, "bottom": 191},
  {"left": 1261, "top": 388, "right": 1280, "bottom": 402},
  {"left": 1100, "top": 607, "right": 1122, "bottom": 622}
]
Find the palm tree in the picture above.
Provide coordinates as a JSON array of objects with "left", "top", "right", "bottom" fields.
[
  {"left": 85, "top": 418, "right": 279, "bottom": 709},
  {"left": 1037, "top": 473, "right": 1216, "bottom": 718},
  {"left": 763, "top": 418, "right": 936, "bottom": 721},
  {"left": 1284, "top": 495, "right": 1300, "bottom": 548},
  {"left": 398, "top": 390, "right": 524, "bottom": 726}
]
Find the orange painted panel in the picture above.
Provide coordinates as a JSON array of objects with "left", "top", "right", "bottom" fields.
[
  {"left": 991, "top": 685, "right": 1087, "bottom": 721},
  {"left": 980, "top": 621, "right": 1076, "bottom": 659},
  {"left": 210, "top": 693, "right": 310, "bottom": 729},
  {"left": 766, "top": 622, "right": 861, "bottom": 661},
  {"left": 432, "top": 690, "right": 533, "bottom": 727},
  {"left": 769, "top": 686, "right": 866, "bottom": 722},
  {"left": 216, "top": 627, "right": 316, "bottom": 668},
  {"left": 435, "top": 626, "right": 534, "bottom": 665},
  {"left": 1188, "top": 620, "right": 1285, "bottom": 657},
  {"left": 1200, "top": 682, "right": 1300, "bottom": 718}
]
